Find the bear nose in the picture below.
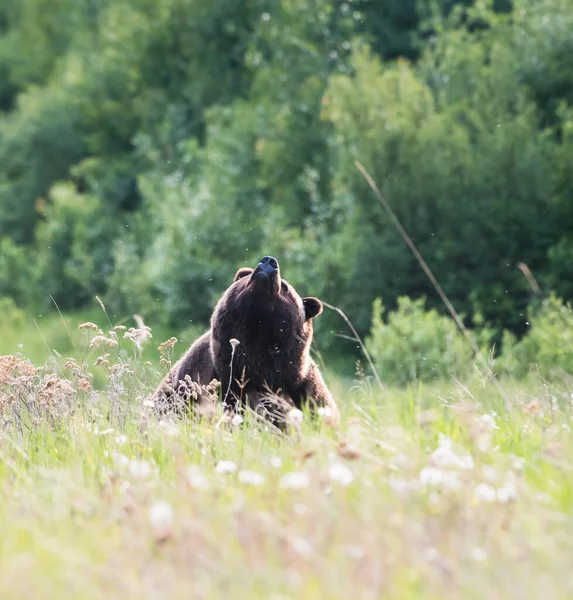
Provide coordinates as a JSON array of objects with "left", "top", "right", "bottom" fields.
[{"left": 260, "top": 256, "right": 279, "bottom": 270}]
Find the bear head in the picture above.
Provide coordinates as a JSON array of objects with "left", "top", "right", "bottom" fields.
[
  {"left": 229, "top": 255, "right": 322, "bottom": 332},
  {"left": 210, "top": 256, "right": 323, "bottom": 388}
]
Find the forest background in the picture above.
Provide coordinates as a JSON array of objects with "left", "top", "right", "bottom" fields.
[{"left": 2, "top": 0, "right": 573, "bottom": 382}]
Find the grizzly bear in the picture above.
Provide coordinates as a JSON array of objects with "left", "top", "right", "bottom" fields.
[{"left": 153, "top": 256, "right": 339, "bottom": 426}]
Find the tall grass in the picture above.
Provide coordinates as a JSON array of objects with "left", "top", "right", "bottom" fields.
[{"left": 1, "top": 314, "right": 573, "bottom": 599}]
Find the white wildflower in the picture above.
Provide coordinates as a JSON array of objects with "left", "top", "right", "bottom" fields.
[
  {"left": 497, "top": 480, "right": 518, "bottom": 503},
  {"left": 286, "top": 408, "right": 303, "bottom": 426},
  {"left": 279, "top": 472, "right": 310, "bottom": 490},
  {"left": 231, "top": 414, "right": 244, "bottom": 427},
  {"left": 115, "top": 434, "right": 128, "bottom": 446},
  {"left": 478, "top": 414, "right": 499, "bottom": 430},
  {"left": 111, "top": 451, "right": 130, "bottom": 468},
  {"left": 270, "top": 456, "right": 283, "bottom": 468},
  {"left": 291, "top": 537, "right": 313, "bottom": 558},
  {"left": 388, "top": 476, "right": 418, "bottom": 494},
  {"left": 90, "top": 335, "right": 118, "bottom": 348},
  {"left": 143, "top": 399, "right": 155, "bottom": 408},
  {"left": 238, "top": 470, "right": 265, "bottom": 486},
  {"left": 215, "top": 460, "right": 237, "bottom": 475},
  {"left": 317, "top": 406, "right": 333, "bottom": 419},
  {"left": 294, "top": 503, "right": 307, "bottom": 514},
  {"left": 474, "top": 414, "right": 499, "bottom": 452},
  {"left": 419, "top": 467, "right": 460, "bottom": 490},
  {"left": 186, "top": 465, "right": 210, "bottom": 491},
  {"left": 328, "top": 463, "right": 354, "bottom": 486},
  {"left": 471, "top": 547, "right": 488, "bottom": 563},
  {"left": 148, "top": 501, "right": 173, "bottom": 529},
  {"left": 129, "top": 459, "right": 152, "bottom": 479},
  {"left": 475, "top": 483, "right": 497, "bottom": 502},
  {"left": 431, "top": 435, "right": 474, "bottom": 470}
]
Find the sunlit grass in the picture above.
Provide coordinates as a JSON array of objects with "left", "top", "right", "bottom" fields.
[{"left": 1, "top": 314, "right": 573, "bottom": 598}]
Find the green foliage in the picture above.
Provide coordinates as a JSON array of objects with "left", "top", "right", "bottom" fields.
[
  {"left": 0, "top": 296, "right": 25, "bottom": 329},
  {"left": 366, "top": 297, "right": 472, "bottom": 385},
  {"left": 322, "top": 38, "right": 554, "bottom": 338},
  {"left": 497, "top": 294, "right": 573, "bottom": 380},
  {"left": 2, "top": 0, "right": 573, "bottom": 376}
]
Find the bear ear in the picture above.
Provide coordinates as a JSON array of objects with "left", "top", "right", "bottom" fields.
[
  {"left": 233, "top": 267, "right": 253, "bottom": 282},
  {"left": 303, "top": 297, "right": 323, "bottom": 320}
]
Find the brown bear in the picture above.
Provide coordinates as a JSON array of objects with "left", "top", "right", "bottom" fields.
[{"left": 153, "top": 256, "right": 339, "bottom": 427}]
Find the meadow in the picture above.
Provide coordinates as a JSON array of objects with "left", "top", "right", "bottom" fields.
[{"left": 1, "top": 310, "right": 573, "bottom": 599}]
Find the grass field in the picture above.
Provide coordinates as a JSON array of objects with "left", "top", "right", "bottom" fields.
[{"left": 1, "top": 312, "right": 573, "bottom": 599}]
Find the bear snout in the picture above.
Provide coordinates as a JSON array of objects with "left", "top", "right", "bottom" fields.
[
  {"left": 251, "top": 256, "right": 281, "bottom": 295},
  {"left": 257, "top": 256, "right": 279, "bottom": 271}
]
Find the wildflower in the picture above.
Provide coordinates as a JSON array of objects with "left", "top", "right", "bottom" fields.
[
  {"left": 328, "top": 463, "right": 354, "bottom": 486},
  {"left": 478, "top": 414, "right": 498, "bottom": 430},
  {"left": 124, "top": 328, "right": 152, "bottom": 350},
  {"left": 291, "top": 537, "right": 313, "bottom": 558},
  {"left": 79, "top": 322, "right": 99, "bottom": 331},
  {"left": 475, "top": 483, "right": 497, "bottom": 502},
  {"left": 231, "top": 414, "right": 244, "bottom": 427},
  {"left": 388, "top": 476, "right": 418, "bottom": 494},
  {"left": 116, "top": 435, "right": 128, "bottom": 446},
  {"left": 473, "top": 414, "right": 499, "bottom": 452},
  {"left": 419, "top": 467, "right": 460, "bottom": 490},
  {"left": 90, "top": 335, "right": 118, "bottom": 349},
  {"left": 270, "top": 456, "right": 283, "bottom": 468},
  {"left": 94, "top": 354, "right": 110, "bottom": 367},
  {"left": 143, "top": 399, "right": 155, "bottom": 408},
  {"left": 279, "top": 472, "right": 310, "bottom": 490},
  {"left": 238, "top": 470, "right": 265, "bottom": 486},
  {"left": 129, "top": 459, "right": 152, "bottom": 479},
  {"left": 78, "top": 378, "right": 91, "bottom": 391},
  {"left": 471, "top": 547, "right": 488, "bottom": 563},
  {"left": 112, "top": 451, "right": 130, "bottom": 468},
  {"left": 216, "top": 460, "right": 237, "bottom": 475},
  {"left": 158, "top": 337, "right": 178, "bottom": 351},
  {"left": 186, "top": 465, "right": 210, "bottom": 491},
  {"left": 286, "top": 408, "right": 303, "bottom": 426},
  {"left": 158, "top": 337, "right": 179, "bottom": 365},
  {"left": 431, "top": 436, "right": 474, "bottom": 470},
  {"left": 0, "top": 355, "right": 37, "bottom": 383},
  {"left": 148, "top": 501, "right": 174, "bottom": 529},
  {"left": 497, "top": 480, "right": 518, "bottom": 503},
  {"left": 523, "top": 400, "right": 542, "bottom": 416},
  {"left": 317, "top": 406, "right": 332, "bottom": 419}
]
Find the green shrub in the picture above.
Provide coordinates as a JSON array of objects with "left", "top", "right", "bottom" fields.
[
  {"left": 497, "top": 294, "right": 573, "bottom": 380},
  {"left": 0, "top": 296, "right": 25, "bottom": 329},
  {"left": 366, "top": 296, "right": 473, "bottom": 386}
]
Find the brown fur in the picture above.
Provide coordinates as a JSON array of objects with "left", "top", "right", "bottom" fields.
[{"left": 152, "top": 258, "right": 339, "bottom": 426}]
